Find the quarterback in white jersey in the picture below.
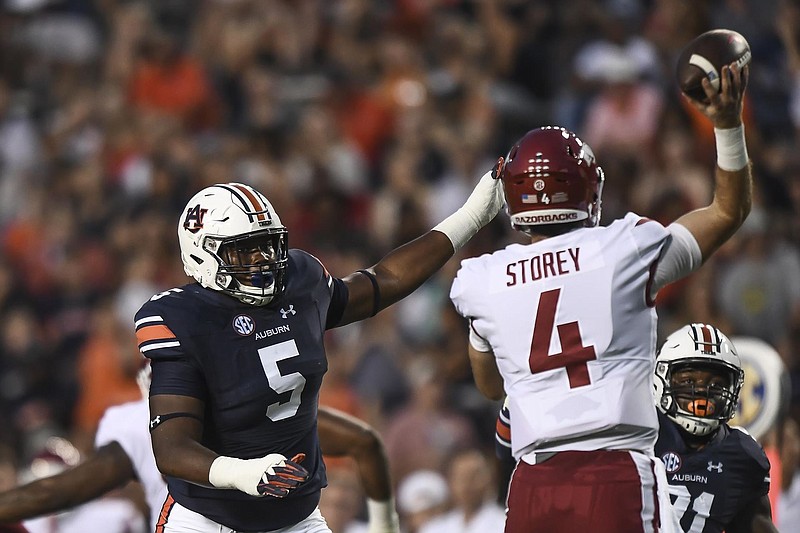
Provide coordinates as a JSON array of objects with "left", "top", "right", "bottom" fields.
[
  {"left": 451, "top": 61, "right": 752, "bottom": 533},
  {"left": 453, "top": 212, "right": 677, "bottom": 457}
]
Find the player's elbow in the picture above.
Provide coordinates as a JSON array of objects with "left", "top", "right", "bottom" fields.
[
  {"left": 350, "top": 425, "right": 387, "bottom": 460},
  {"left": 716, "top": 199, "right": 751, "bottom": 237},
  {"left": 151, "top": 440, "right": 183, "bottom": 479}
]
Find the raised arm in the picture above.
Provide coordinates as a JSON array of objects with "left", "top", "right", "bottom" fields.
[
  {"left": 673, "top": 62, "right": 752, "bottom": 261},
  {"left": 0, "top": 442, "right": 134, "bottom": 523},
  {"left": 338, "top": 168, "right": 504, "bottom": 326},
  {"left": 318, "top": 407, "right": 399, "bottom": 533}
]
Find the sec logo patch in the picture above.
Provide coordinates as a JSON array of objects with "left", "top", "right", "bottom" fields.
[
  {"left": 661, "top": 452, "right": 682, "bottom": 473},
  {"left": 233, "top": 315, "right": 255, "bottom": 336}
]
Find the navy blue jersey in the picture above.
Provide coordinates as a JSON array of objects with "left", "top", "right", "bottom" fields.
[
  {"left": 134, "top": 249, "right": 348, "bottom": 532},
  {"left": 655, "top": 411, "right": 771, "bottom": 533}
]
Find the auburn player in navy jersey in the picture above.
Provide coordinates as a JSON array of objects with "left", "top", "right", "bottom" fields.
[
  {"left": 652, "top": 324, "right": 777, "bottom": 533},
  {"left": 494, "top": 323, "right": 778, "bottom": 533},
  {"left": 136, "top": 179, "right": 503, "bottom": 532}
]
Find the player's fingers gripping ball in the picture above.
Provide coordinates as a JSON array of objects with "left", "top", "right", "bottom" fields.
[
  {"left": 687, "top": 398, "right": 716, "bottom": 417},
  {"left": 257, "top": 453, "right": 309, "bottom": 498}
]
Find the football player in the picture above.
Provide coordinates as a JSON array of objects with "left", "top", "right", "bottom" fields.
[
  {"left": 0, "top": 367, "right": 401, "bottom": 533},
  {"left": 138, "top": 177, "right": 502, "bottom": 532},
  {"left": 450, "top": 61, "right": 751, "bottom": 532},
  {"left": 495, "top": 323, "right": 778, "bottom": 533}
]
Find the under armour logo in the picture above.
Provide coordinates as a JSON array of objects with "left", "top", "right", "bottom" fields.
[
  {"left": 150, "top": 415, "right": 161, "bottom": 430},
  {"left": 707, "top": 461, "right": 723, "bottom": 473},
  {"left": 280, "top": 305, "right": 296, "bottom": 319}
]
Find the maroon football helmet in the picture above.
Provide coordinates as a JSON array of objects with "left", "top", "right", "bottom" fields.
[{"left": 499, "top": 126, "right": 604, "bottom": 232}]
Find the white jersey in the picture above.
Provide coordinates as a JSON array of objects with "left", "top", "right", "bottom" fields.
[
  {"left": 95, "top": 398, "right": 167, "bottom": 532},
  {"left": 24, "top": 499, "right": 147, "bottom": 533},
  {"left": 451, "top": 213, "right": 671, "bottom": 459}
]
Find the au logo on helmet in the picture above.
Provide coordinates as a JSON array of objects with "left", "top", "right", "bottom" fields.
[{"left": 183, "top": 204, "right": 208, "bottom": 234}]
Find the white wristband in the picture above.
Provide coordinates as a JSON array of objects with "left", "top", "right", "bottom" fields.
[
  {"left": 432, "top": 170, "right": 503, "bottom": 251},
  {"left": 714, "top": 125, "right": 748, "bottom": 171},
  {"left": 209, "top": 456, "right": 249, "bottom": 490},
  {"left": 366, "top": 497, "right": 400, "bottom": 533}
]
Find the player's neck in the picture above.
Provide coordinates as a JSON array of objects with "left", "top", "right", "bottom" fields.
[{"left": 681, "top": 429, "right": 716, "bottom": 450}]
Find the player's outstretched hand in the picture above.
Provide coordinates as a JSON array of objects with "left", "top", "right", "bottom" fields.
[
  {"left": 432, "top": 160, "right": 506, "bottom": 251},
  {"left": 257, "top": 453, "right": 309, "bottom": 498},
  {"left": 684, "top": 62, "right": 748, "bottom": 129}
]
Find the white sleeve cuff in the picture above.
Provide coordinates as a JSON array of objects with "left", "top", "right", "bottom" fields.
[
  {"left": 652, "top": 222, "right": 702, "bottom": 293},
  {"left": 469, "top": 323, "right": 492, "bottom": 352}
]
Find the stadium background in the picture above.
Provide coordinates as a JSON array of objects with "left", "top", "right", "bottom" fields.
[{"left": 0, "top": 0, "right": 799, "bottom": 530}]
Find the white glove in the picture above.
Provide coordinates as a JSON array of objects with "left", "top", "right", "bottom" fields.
[
  {"left": 432, "top": 162, "right": 505, "bottom": 251},
  {"left": 208, "top": 453, "right": 309, "bottom": 497},
  {"left": 366, "top": 498, "right": 401, "bottom": 533}
]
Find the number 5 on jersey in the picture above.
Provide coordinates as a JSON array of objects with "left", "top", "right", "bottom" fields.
[
  {"left": 529, "top": 288, "right": 597, "bottom": 388},
  {"left": 258, "top": 340, "right": 306, "bottom": 421}
]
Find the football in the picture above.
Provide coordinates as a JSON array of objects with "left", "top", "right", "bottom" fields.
[{"left": 676, "top": 29, "right": 751, "bottom": 101}]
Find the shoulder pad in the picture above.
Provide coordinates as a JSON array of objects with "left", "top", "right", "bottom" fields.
[{"left": 729, "top": 426, "right": 771, "bottom": 472}]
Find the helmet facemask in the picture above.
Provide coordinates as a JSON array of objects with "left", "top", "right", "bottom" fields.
[
  {"left": 206, "top": 229, "right": 288, "bottom": 306},
  {"left": 657, "top": 360, "right": 743, "bottom": 436}
]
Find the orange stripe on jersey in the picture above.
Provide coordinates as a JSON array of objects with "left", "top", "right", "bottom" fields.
[
  {"left": 496, "top": 418, "right": 511, "bottom": 441},
  {"left": 136, "top": 324, "right": 177, "bottom": 346},
  {"left": 233, "top": 184, "right": 266, "bottom": 221},
  {"left": 155, "top": 494, "right": 175, "bottom": 533}
]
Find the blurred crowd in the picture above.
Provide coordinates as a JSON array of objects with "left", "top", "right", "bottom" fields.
[{"left": 2, "top": 0, "right": 800, "bottom": 531}]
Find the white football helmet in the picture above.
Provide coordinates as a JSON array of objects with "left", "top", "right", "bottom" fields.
[
  {"left": 178, "top": 183, "right": 288, "bottom": 306},
  {"left": 653, "top": 323, "right": 744, "bottom": 437}
]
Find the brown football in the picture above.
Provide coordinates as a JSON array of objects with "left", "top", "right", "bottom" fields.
[{"left": 676, "top": 29, "right": 751, "bottom": 102}]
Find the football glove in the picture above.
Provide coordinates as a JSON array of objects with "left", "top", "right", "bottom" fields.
[
  {"left": 209, "top": 452, "right": 309, "bottom": 498},
  {"left": 257, "top": 453, "right": 308, "bottom": 497}
]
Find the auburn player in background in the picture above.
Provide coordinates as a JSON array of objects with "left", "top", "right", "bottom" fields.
[
  {"left": 136, "top": 174, "right": 503, "bottom": 532},
  {"left": 450, "top": 61, "right": 751, "bottom": 532},
  {"left": 0, "top": 364, "right": 402, "bottom": 533},
  {"left": 495, "top": 323, "right": 778, "bottom": 533},
  {"left": 653, "top": 324, "right": 776, "bottom": 533}
]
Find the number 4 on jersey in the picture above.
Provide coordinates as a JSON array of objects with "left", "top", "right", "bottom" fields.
[{"left": 529, "top": 288, "right": 596, "bottom": 388}]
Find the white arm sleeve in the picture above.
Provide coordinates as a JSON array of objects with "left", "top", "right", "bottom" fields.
[
  {"left": 469, "top": 322, "right": 492, "bottom": 352},
  {"left": 651, "top": 222, "right": 702, "bottom": 294}
]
